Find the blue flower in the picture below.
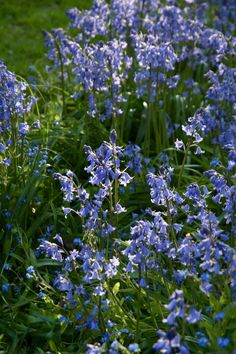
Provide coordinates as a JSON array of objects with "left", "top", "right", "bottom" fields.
[
  {"left": 214, "top": 312, "right": 224, "bottom": 321},
  {"left": 38, "top": 291, "right": 45, "bottom": 299},
  {"left": 0, "top": 143, "right": 6, "bottom": 153},
  {"left": 153, "top": 329, "right": 189, "bottom": 354},
  {"left": 111, "top": 340, "right": 119, "bottom": 349},
  {"left": 175, "top": 139, "right": 185, "bottom": 150},
  {"left": 2, "top": 283, "right": 10, "bottom": 292},
  {"left": 196, "top": 332, "right": 208, "bottom": 348},
  {"left": 37, "top": 240, "right": 63, "bottom": 262},
  {"left": 186, "top": 308, "right": 202, "bottom": 323},
  {"left": 58, "top": 315, "right": 70, "bottom": 324},
  {"left": 128, "top": 343, "right": 140, "bottom": 353},
  {"left": 54, "top": 173, "right": 75, "bottom": 202},
  {"left": 53, "top": 274, "right": 73, "bottom": 291},
  {"left": 110, "top": 129, "right": 117, "bottom": 144},
  {"left": 19, "top": 122, "right": 29, "bottom": 136},
  {"left": 26, "top": 266, "right": 35, "bottom": 279},
  {"left": 124, "top": 143, "right": 143, "bottom": 174},
  {"left": 217, "top": 337, "right": 230, "bottom": 349},
  {"left": 164, "top": 290, "right": 185, "bottom": 325}
]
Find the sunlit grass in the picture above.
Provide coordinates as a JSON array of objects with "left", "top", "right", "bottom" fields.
[{"left": 0, "top": 0, "right": 91, "bottom": 75}]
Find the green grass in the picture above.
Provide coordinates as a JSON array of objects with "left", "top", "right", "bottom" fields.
[{"left": 0, "top": 0, "right": 91, "bottom": 76}]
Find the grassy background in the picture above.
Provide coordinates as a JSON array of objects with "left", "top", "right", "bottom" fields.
[{"left": 0, "top": 0, "right": 90, "bottom": 76}]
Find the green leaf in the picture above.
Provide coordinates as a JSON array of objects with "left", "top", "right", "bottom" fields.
[
  {"left": 49, "top": 340, "right": 58, "bottom": 352},
  {"left": 36, "top": 258, "right": 62, "bottom": 267},
  {"left": 113, "top": 282, "right": 120, "bottom": 296}
]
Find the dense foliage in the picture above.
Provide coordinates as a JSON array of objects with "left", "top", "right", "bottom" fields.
[{"left": 0, "top": 0, "right": 236, "bottom": 353}]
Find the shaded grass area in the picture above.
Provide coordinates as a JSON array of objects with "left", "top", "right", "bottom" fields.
[{"left": 0, "top": 0, "right": 90, "bottom": 76}]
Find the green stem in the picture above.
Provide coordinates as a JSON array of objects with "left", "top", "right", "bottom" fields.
[
  {"left": 135, "top": 265, "right": 142, "bottom": 340},
  {"left": 113, "top": 142, "right": 119, "bottom": 234},
  {"left": 178, "top": 142, "right": 191, "bottom": 189},
  {"left": 145, "top": 268, "right": 159, "bottom": 328},
  {"left": 106, "top": 186, "right": 114, "bottom": 260},
  {"left": 11, "top": 113, "right": 18, "bottom": 178},
  {"left": 98, "top": 296, "right": 106, "bottom": 333},
  {"left": 108, "top": 284, "right": 135, "bottom": 325},
  {"left": 166, "top": 199, "right": 177, "bottom": 249},
  {"left": 53, "top": 35, "right": 66, "bottom": 116},
  {"left": 145, "top": 100, "right": 152, "bottom": 156}
]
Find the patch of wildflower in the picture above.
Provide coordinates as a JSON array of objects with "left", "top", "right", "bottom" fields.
[{"left": 153, "top": 290, "right": 201, "bottom": 353}]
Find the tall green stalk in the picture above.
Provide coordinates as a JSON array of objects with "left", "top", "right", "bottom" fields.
[{"left": 178, "top": 141, "right": 191, "bottom": 188}]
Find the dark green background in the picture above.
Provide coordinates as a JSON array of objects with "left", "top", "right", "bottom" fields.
[{"left": 0, "top": 0, "right": 90, "bottom": 75}]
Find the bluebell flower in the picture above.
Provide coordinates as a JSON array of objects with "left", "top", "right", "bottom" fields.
[
  {"left": 38, "top": 240, "right": 63, "bottom": 261},
  {"left": 110, "top": 340, "right": 119, "bottom": 350},
  {"left": 110, "top": 129, "right": 117, "bottom": 144},
  {"left": 26, "top": 266, "right": 35, "bottom": 279},
  {"left": 38, "top": 291, "right": 45, "bottom": 299},
  {"left": 163, "top": 289, "right": 202, "bottom": 329},
  {"left": 217, "top": 337, "right": 230, "bottom": 348},
  {"left": 0, "top": 62, "right": 35, "bottom": 119},
  {"left": 210, "top": 158, "right": 221, "bottom": 167},
  {"left": 196, "top": 332, "right": 209, "bottom": 348},
  {"left": 93, "top": 285, "right": 106, "bottom": 296},
  {"left": 147, "top": 168, "right": 178, "bottom": 209},
  {"left": 153, "top": 329, "right": 189, "bottom": 354},
  {"left": 110, "top": 0, "right": 139, "bottom": 36},
  {"left": 139, "top": 278, "right": 146, "bottom": 288},
  {"left": 2, "top": 283, "right": 10, "bottom": 292},
  {"left": 32, "top": 120, "right": 40, "bottom": 129},
  {"left": 114, "top": 203, "right": 127, "bottom": 214},
  {"left": 185, "top": 183, "right": 202, "bottom": 203},
  {"left": 105, "top": 256, "right": 120, "bottom": 278},
  {"left": 128, "top": 343, "right": 140, "bottom": 353},
  {"left": 0, "top": 143, "right": 6, "bottom": 153},
  {"left": 174, "top": 269, "right": 188, "bottom": 284},
  {"left": 164, "top": 290, "right": 185, "bottom": 325},
  {"left": 19, "top": 122, "right": 29, "bottom": 136},
  {"left": 175, "top": 139, "right": 185, "bottom": 150},
  {"left": 133, "top": 33, "right": 177, "bottom": 101},
  {"left": 186, "top": 308, "right": 202, "bottom": 323},
  {"left": 44, "top": 28, "right": 72, "bottom": 71},
  {"left": 54, "top": 274, "right": 73, "bottom": 291},
  {"left": 206, "top": 64, "right": 236, "bottom": 103},
  {"left": 3, "top": 263, "right": 10, "bottom": 270},
  {"left": 67, "top": 0, "right": 109, "bottom": 39},
  {"left": 195, "top": 146, "right": 205, "bottom": 154},
  {"left": 84, "top": 137, "right": 123, "bottom": 187},
  {"left": 108, "top": 350, "right": 119, "bottom": 354},
  {"left": 71, "top": 39, "right": 132, "bottom": 120},
  {"left": 199, "top": 281, "right": 213, "bottom": 295},
  {"left": 54, "top": 173, "right": 75, "bottom": 202},
  {"left": 58, "top": 315, "right": 70, "bottom": 324},
  {"left": 2, "top": 158, "right": 11, "bottom": 167},
  {"left": 124, "top": 143, "right": 143, "bottom": 174},
  {"left": 53, "top": 234, "right": 64, "bottom": 246},
  {"left": 214, "top": 312, "right": 224, "bottom": 321}
]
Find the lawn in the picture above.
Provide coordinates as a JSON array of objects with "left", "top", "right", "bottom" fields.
[{"left": 0, "top": 0, "right": 90, "bottom": 75}]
